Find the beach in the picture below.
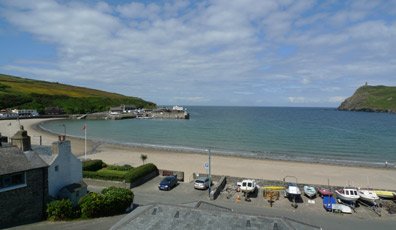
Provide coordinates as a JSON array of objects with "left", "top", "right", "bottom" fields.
[{"left": 1, "top": 118, "right": 396, "bottom": 190}]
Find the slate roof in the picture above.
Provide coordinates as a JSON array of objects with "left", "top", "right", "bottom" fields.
[
  {"left": 111, "top": 203, "right": 321, "bottom": 230},
  {"left": 0, "top": 145, "right": 48, "bottom": 175},
  {"left": 32, "top": 145, "right": 57, "bottom": 165}
]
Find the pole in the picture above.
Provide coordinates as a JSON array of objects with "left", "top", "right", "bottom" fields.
[
  {"left": 62, "top": 124, "right": 66, "bottom": 137},
  {"left": 84, "top": 124, "right": 87, "bottom": 160},
  {"left": 208, "top": 148, "right": 211, "bottom": 197}
]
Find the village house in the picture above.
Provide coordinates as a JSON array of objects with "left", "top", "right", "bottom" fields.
[
  {"left": 0, "top": 129, "right": 48, "bottom": 228},
  {"left": 0, "top": 127, "right": 86, "bottom": 228},
  {"left": 34, "top": 135, "right": 87, "bottom": 204}
]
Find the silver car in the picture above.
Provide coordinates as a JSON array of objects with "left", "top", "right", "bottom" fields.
[{"left": 194, "top": 177, "right": 210, "bottom": 190}]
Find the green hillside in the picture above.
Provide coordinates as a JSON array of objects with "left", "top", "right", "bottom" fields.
[
  {"left": 0, "top": 73, "right": 156, "bottom": 114},
  {"left": 338, "top": 85, "right": 396, "bottom": 113}
]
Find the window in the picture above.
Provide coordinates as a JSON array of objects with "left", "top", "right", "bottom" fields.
[
  {"left": 55, "top": 165, "right": 59, "bottom": 172},
  {"left": 0, "top": 172, "right": 26, "bottom": 192}
]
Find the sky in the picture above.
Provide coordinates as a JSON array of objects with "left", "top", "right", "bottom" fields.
[{"left": 0, "top": 0, "right": 395, "bottom": 107}]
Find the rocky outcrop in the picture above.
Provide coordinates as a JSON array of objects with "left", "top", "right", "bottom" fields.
[{"left": 338, "top": 85, "right": 396, "bottom": 113}]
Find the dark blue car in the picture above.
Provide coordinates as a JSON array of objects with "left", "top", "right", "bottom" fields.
[{"left": 158, "top": 175, "right": 177, "bottom": 190}]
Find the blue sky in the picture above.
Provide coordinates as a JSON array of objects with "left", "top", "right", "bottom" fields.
[{"left": 0, "top": 0, "right": 395, "bottom": 106}]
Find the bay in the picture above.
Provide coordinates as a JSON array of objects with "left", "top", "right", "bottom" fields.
[{"left": 40, "top": 106, "right": 396, "bottom": 166}]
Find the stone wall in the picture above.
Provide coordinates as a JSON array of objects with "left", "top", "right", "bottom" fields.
[{"left": 0, "top": 168, "right": 48, "bottom": 228}]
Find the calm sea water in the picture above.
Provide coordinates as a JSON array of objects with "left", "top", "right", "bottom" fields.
[{"left": 40, "top": 107, "right": 396, "bottom": 166}]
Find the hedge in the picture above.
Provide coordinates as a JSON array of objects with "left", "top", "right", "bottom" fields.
[
  {"left": 106, "top": 164, "right": 133, "bottom": 171},
  {"left": 83, "top": 169, "right": 127, "bottom": 181},
  {"left": 79, "top": 193, "right": 106, "bottom": 218},
  {"left": 46, "top": 199, "right": 74, "bottom": 221},
  {"left": 102, "top": 187, "right": 134, "bottom": 216},
  {"left": 82, "top": 159, "right": 105, "bottom": 172},
  {"left": 124, "top": 163, "right": 158, "bottom": 183},
  {"left": 79, "top": 187, "right": 134, "bottom": 218}
]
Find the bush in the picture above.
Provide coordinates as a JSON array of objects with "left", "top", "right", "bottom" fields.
[
  {"left": 82, "top": 159, "right": 105, "bottom": 171},
  {"left": 46, "top": 199, "right": 73, "bottom": 221},
  {"left": 102, "top": 187, "right": 134, "bottom": 216},
  {"left": 106, "top": 164, "right": 133, "bottom": 171},
  {"left": 79, "top": 188, "right": 134, "bottom": 218},
  {"left": 79, "top": 192, "right": 106, "bottom": 218},
  {"left": 124, "top": 163, "right": 158, "bottom": 183},
  {"left": 83, "top": 169, "right": 128, "bottom": 181}
]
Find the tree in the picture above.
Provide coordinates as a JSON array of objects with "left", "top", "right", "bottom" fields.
[{"left": 140, "top": 154, "right": 147, "bottom": 165}]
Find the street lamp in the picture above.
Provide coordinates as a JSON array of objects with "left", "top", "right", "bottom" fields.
[{"left": 61, "top": 124, "right": 66, "bottom": 137}]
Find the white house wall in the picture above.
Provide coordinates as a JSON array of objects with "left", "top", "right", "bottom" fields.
[{"left": 47, "top": 141, "right": 82, "bottom": 197}]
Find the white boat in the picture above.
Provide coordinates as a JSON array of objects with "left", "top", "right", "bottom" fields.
[
  {"left": 303, "top": 185, "right": 317, "bottom": 198},
  {"left": 238, "top": 179, "right": 257, "bottom": 193},
  {"left": 332, "top": 204, "right": 353, "bottom": 214},
  {"left": 358, "top": 190, "right": 379, "bottom": 205},
  {"left": 285, "top": 183, "right": 301, "bottom": 197},
  {"left": 335, "top": 187, "right": 360, "bottom": 202}
]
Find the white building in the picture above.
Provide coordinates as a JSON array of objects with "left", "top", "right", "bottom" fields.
[
  {"left": 36, "top": 137, "right": 85, "bottom": 198},
  {"left": 11, "top": 109, "right": 39, "bottom": 117}
]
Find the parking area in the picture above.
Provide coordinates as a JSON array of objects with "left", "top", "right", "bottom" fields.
[{"left": 130, "top": 176, "right": 395, "bottom": 221}]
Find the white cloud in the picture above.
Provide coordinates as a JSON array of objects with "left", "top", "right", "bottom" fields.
[
  {"left": 328, "top": 96, "right": 346, "bottom": 103},
  {"left": 0, "top": 0, "right": 395, "bottom": 106}
]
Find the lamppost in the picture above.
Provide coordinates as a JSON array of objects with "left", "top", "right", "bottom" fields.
[
  {"left": 61, "top": 124, "right": 66, "bottom": 137},
  {"left": 208, "top": 148, "right": 212, "bottom": 197}
]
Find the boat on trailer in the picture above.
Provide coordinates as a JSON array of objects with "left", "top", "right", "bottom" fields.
[
  {"left": 373, "top": 190, "right": 396, "bottom": 199},
  {"left": 335, "top": 187, "right": 360, "bottom": 202},
  {"left": 304, "top": 185, "right": 317, "bottom": 198},
  {"left": 358, "top": 189, "right": 380, "bottom": 205},
  {"left": 318, "top": 187, "right": 333, "bottom": 197}
]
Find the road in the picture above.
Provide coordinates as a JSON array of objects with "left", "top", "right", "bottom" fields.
[{"left": 9, "top": 176, "right": 396, "bottom": 230}]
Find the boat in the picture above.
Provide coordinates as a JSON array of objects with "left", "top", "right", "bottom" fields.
[
  {"left": 262, "top": 186, "right": 285, "bottom": 191},
  {"left": 285, "top": 183, "right": 301, "bottom": 197},
  {"left": 332, "top": 204, "right": 353, "bottom": 214},
  {"left": 358, "top": 189, "right": 380, "bottom": 205},
  {"left": 373, "top": 190, "right": 396, "bottom": 199},
  {"left": 335, "top": 187, "right": 360, "bottom": 202},
  {"left": 322, "top": 195, "right": 336, "bottom": 211},
  {"left": 237, "top": 179, "right": 257, "bottom": 193},
  {"left": 317, "top": 187, "right": 333, "bottom": 197},
  {"left": 303, "top": 185, "right": 317, "bottom": 198}
]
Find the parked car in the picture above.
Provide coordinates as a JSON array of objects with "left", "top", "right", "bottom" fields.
[
  {"left": 194, "top": 177, "right": 211, "bottom": 190},
  {"left": 158, "top": 175, "right": 177, "bottom": 190}
]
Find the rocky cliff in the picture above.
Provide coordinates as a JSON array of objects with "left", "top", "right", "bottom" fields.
[{"left": 338, "top": 85, "right": 396, "bottom": 113}]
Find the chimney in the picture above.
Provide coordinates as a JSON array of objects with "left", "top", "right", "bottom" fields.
[
  {"left": 52, "top": 139, "right": 71, "bottom": 156},
  {"left": 11, "top": 125, "right": 31, "bottom": 151},
  {"left": 58, "top": 135, "right": 66, "bottom": 141}
]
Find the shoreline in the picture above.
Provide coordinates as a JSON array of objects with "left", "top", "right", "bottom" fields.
[
  {"left": 1, "top": 118, "right": 396, "bottom": 190},
  {"left": 36, "top": 118, "right": 396, "bottom": 169}
]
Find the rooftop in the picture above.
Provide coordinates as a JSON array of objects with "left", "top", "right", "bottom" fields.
[{"left": 111, "top": 203, "right": 320, "bottom": 230}]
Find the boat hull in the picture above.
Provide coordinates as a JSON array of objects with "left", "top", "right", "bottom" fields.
[
  {"left": 304, "top": 186, "right": 317, "bottom": 198},
  {"left": 373, "top": 190, "right": 395, "bottom": 199},
  {"left": 335, "top": 189, "right": 359, "bottom": 202},
  {"left": 358, "top": 190, "right": 380, "bottom": 205}
]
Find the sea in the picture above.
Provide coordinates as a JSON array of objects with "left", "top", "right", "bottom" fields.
[{"left": 39, "top": 106, "right": 396, "bottom": 167}]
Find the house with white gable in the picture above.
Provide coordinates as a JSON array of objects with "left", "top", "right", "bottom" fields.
[
  {"left": 37, "top": 135, "right": 86, "bottom": 200},
  {"left": 11, "top": 127, "right": 86, "bottom": 203}
]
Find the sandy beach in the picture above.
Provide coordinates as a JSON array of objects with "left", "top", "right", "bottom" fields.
[{"left": 1, "top": 118, "right": 395, "bottom": 190}]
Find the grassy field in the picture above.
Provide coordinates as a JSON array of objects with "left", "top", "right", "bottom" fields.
[
  {"left": 0, "top": 73, "right": 156, "bottom": 113},
  {"left": 338, "top": 85, "right": 396, "bottom": 112}
]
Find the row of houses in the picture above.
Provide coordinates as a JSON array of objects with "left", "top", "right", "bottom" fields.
[
  {"left": 0, "top": 127, "right": 86, "bottom": 228},
  {"left": 0, "top": 109, "right": 39, "bottom": 118}
]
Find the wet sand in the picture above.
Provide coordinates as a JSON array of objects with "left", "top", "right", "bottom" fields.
[{"left": 1, "top": 118, "right": 395, "bottom": 190}]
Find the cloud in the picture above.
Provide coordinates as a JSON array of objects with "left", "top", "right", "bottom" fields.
[
  {"left": 0, "top": 0, "right": 395, "bottom": 106},
  {"left": 328, "top": 96, "right": 346, "bottom": 103}
]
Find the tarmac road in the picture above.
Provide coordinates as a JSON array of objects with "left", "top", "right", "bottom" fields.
[{"left": 8, "top": 176, "right": 396, "bottom": 230}]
